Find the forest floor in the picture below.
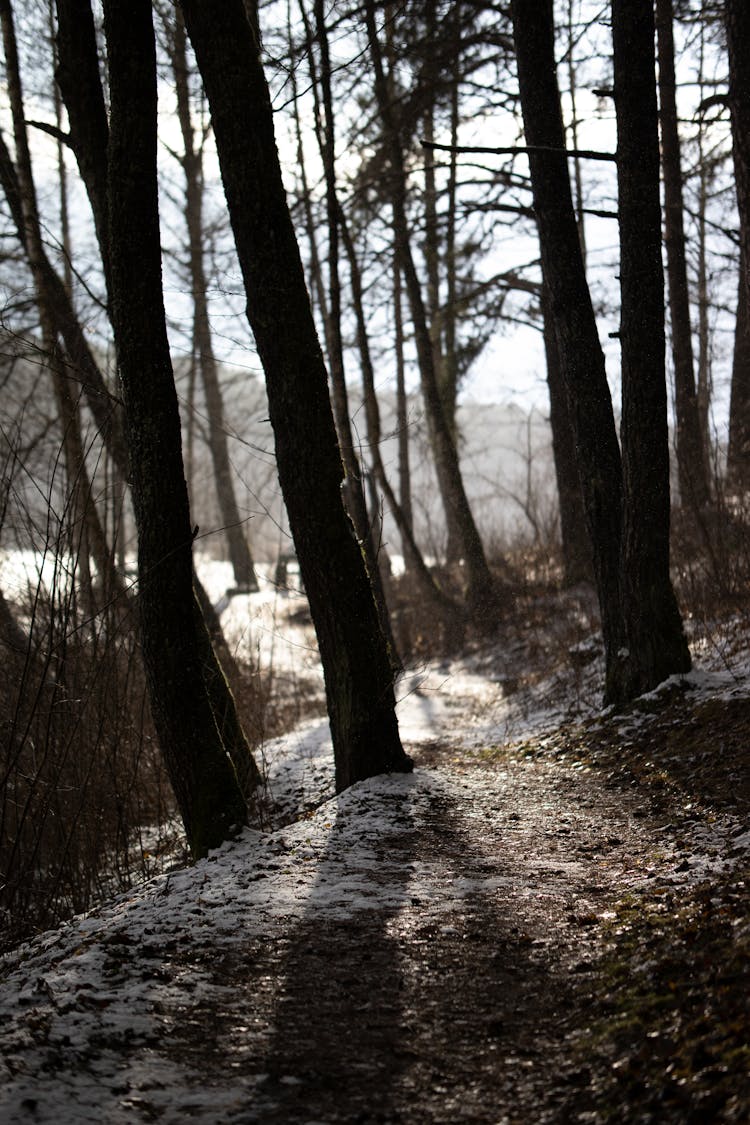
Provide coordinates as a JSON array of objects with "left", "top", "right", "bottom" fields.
[{"left": 1, "top": 577, "right": 749, "bottom": 1123}]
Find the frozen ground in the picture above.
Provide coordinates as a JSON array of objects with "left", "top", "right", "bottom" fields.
[{"left": 1, "top": 568, "right": 750, "bottom": 1123}]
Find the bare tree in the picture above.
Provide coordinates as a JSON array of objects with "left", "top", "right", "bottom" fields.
[
  {"left": 511, "top": 0, "right": 690, "bottom": 703},
  {"left": 363, "top": 0, "right": 500, "bottom": 625},
  {"left": 162, "top": 6, "right": 259, "bottom": 592},
  {"left": 102, "top": 0, "right": 249, "bottom": 855},
  {"left": 180, "top": 0, "right": 412, "bottom": 791},
  {"left": 656, "top": 0, "right": 711, "bottom": 510},
  {"left": 612, "top": 0, "right": 691, "bottom": 699}
]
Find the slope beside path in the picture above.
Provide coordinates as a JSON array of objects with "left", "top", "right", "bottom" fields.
[{"left": 2, "top": 641, "right": 749, "bottom": 1123}]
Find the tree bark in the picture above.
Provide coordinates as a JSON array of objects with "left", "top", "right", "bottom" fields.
[
  {"left": 726, "top": 0, "right": 750, "bottom": 489},
  {"left": 393, "top": 253, "right": 414, "bottom": 540},
  {"left": 54, "top": 0, "right": 112, "bottom": 302},
  {"left": 511, "top": 0, "right": 625, "bottom": 689},
  {"left": 656, "top": 0, "right": 711, "bottom": 510},
  {"left": 103, "top": 0, "right": 248, "bottom": 855},
  {"left": 305, "top": 0, "right": 397, "bottom": 662},
  {"left": 180, "top": 0, "right": 412, "bottom": 791},
  {"left": 57, "top": 0, "right": 253, "bottom": 767},
  {"left": 728, "top": 245, "right": 750, "bottom": 489},
  {"left": 541, "top": 284, "right": 592, "bottom": 587},
  {"left": 611, "top": 0, "right": 690, "bottom": 699},
  {"left": 0, "top": 124, "right": 128, "bottom": 478},
  {"left": 726, "top": 0, "right": 750, "bottom": 312}
]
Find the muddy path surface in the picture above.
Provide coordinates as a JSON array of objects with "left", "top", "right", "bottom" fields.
[
  {"left": 129, "top": 753, "right": 657, "bottom": 1124},
  {"left": 3, "top": 655, "right": 749, "bottom": 1124}
]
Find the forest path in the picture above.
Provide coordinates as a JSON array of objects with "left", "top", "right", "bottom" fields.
[
  {"left": 135, "top": 749, "right": 663, "bottom": 1125},
  {"left": 3, "top": 658, "right": 749, "bottom": 1124}
]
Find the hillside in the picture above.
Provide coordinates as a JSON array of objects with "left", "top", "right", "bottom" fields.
[{"left": 1, "top": 585, "right": 749, "bottom": 1124}]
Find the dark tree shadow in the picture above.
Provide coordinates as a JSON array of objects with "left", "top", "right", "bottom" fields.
[
  {"left": 252, "top": 770, "right": 593, "bottom": 1124},
  {"left": 256, "top": 777, "right": 419, "bottom": 1123}
]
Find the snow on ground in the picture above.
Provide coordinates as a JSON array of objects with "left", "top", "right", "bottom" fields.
[{"left": 2, "top": 559, "right": 750, "bottom": 1121}]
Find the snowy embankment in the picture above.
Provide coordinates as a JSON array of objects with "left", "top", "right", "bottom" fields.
[{"left": 2, "top": 563, "right": 750, "bottom": 1122}]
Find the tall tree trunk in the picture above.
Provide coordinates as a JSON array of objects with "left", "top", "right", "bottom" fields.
[
  {"left": 656, "top": 0, "right": 711, "bottom": 510},
  {"left": 511, "top": 0, "right": 625, "bottom": 693},
  {"left": 307, "top": 0, "right": 396, "bottom": 661},
  {"left": 728, "top": 246, "right": 750, "bottom": 489},
  {"left": 103, "top": 0, "right": 248, "bottom": 856},
  {"left": 695, "top": 151, "right": 712, "bottom": 461},
  {"left": 565, "top": 0, "right": 587, "bottom": 262},
  {"left": 611, "top": 0, "right": 690, "bottom": 699},
  {"left": 421, "top": 5, "right": 462, "bottom": 566},
  {"left": 364, "top": 0, "right": 499, "bottom": 624},
  {"left": 726, "top": 0, "right": 750, "bottom": 311},
  {"left": 180, "top": 0, "right": 412, "bottom": 791},
  {"left": 393, "top": 253, "right": 414, "bottom": 541},
  {"left": 541, "top": 284, "right": 592, "bottom": 586},
  {"left": 168, "top": 8, "right": 258, "bottom": 592},
  {"left": 726, "top": 0, "right": 750, "bottom": 489},
  {"left": 54, "top": 0, "right": 112, "bottom": 303},
  {"left": 0, "top": 126, "right": 127, "bottom": 476},
  {"left": 56, "top": 0, "right": 252, "bottom": 764}
]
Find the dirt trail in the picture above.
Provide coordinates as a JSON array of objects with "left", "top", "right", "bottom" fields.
[
  {"left": 4, "top": 653, "right": 749, "bottom": 1124},
  {"left": 156, "top": 752, "right": 657, "bottom": 1124}
]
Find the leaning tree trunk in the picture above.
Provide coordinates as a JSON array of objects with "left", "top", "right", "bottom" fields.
[
  {"left": 54, "top": 0, "right": 112, "bottom": 303},
  {"left": 103, "top": 0, "right": 248, "bottom": 856},
  {"left": 57, "top": 0, "right": 256, "bottom": 782},
  {"left": 181, "top": 0, "right": 412, "bottom": 792},
  {"left": 611, "top": 0, "right": 691, "bottom": 700},
  {"left": 656, "top": 0, "right": 711, "bottom": 511},
  {"left": 0, "top": 0, "right": 123, "bottom": 614},
  {"left": 511, "top": 0, "right": 625, "bottom": 692},
  {"left": 0, "top": 124, "right": 127, "bottom": 477}
]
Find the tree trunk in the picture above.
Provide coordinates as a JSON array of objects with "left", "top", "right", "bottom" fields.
[
  {"left": 655, "top": 0, "right": 711, "bottom": 511},
  {"left": 0, "top": 125, "right": 128, "bottom": 478},
  {"left": 54, "top": 0, "right": 112, "bottom": 303},
  {"left": 726, "top": 0, "right": 750, "bottom": 489},
  {"left": 0, "top": 585, "right": 29, "bottom": 656},
  {"left": 728, "top": 246, "right": 750, "bottom": 489},
  {"left": 726, "top": 0, "right": 750, "bottom": 312},
  {"left": 364, "top": 0, "right": 499, "bottom": 624},
  {"left": 306, "top": 0, "right": 397, "bottom": 662},
  {"left": 180, "top": 0, "right": 412, "bottom": 791},
  {"left": 511, "top": 0, "right": 625, "bottom": 688},
  {"left": 57, "top": 0, "right": 252, "bottom": 765},
  {"left": 611, "top": 0, "right": 690, "bottom": 700},
  {"left": 393, "top": 253, "right": 414, "bottom": 541},
  {"left": 541, "top": 284, "right": 592, "bottom": 587},
  {"left": 0, "top": 0, "right": 123, "bottom": 613},
  {"left": 169, "top": 8, "right": 258, "bottom": 592},
  {"left": 103, "top": 0, "right": 248, "bottom": 856}
]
